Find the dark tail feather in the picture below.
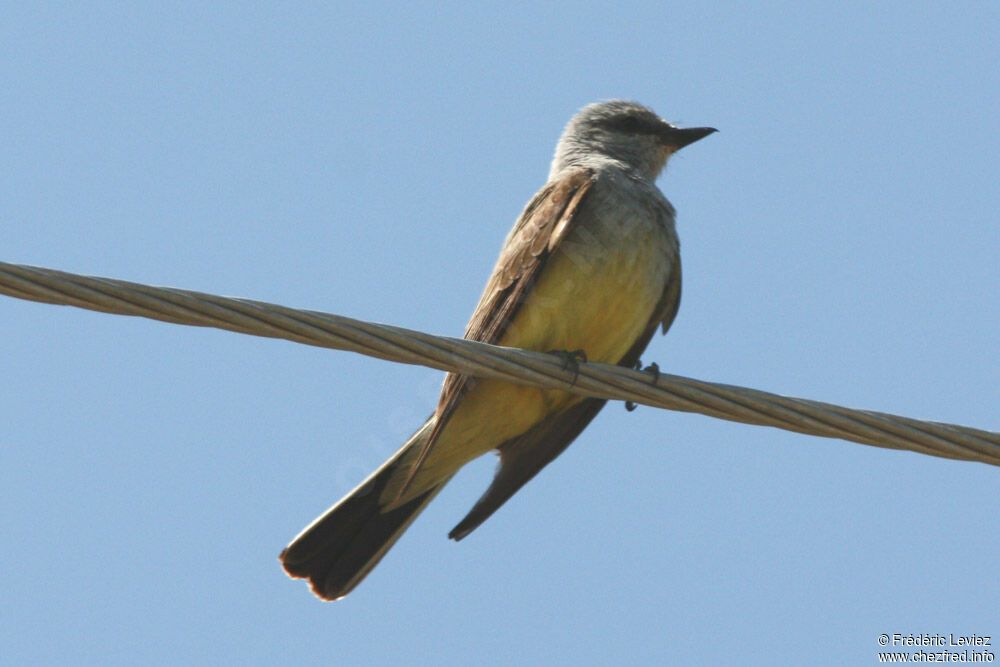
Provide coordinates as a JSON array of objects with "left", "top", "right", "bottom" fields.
[
  {"left": 281, "top": 442, "right": 446, "bottom": 600},
  {"left": 448, "top": 398, "right": 606, "bottom": 541}
]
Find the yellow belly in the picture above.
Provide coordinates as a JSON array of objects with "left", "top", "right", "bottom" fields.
[{"left": 410, "top": 215, "right": 675, "bottom": 483}]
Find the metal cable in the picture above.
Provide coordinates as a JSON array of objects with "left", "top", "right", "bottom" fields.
[{"left": 2, "top": 260, "right": 998, "bottom": 467}]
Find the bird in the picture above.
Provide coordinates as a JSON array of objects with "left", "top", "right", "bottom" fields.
[{"left": 280, "top": 100, "right": 715, "bottom": 600}]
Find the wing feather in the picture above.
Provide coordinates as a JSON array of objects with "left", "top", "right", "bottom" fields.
[
  {"left": 449, "top": 246, "right": 682, "bottom": 539},
  {"left": 396, "top": 169, "right": 597, "bottom": 495}
]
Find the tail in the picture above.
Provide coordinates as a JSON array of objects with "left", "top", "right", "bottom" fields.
[{"left": 280, "top": 421, "right": 450, "bottom": 600}]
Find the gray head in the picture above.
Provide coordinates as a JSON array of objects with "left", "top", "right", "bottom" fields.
[{"left": 550, "top": 100, "right": 716, "bottom": 180}]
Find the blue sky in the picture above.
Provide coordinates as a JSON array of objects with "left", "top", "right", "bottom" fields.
[{"left": 3, "top": 3, "right": 998, "bottom": 665}]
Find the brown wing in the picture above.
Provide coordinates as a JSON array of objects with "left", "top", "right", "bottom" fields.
[
  {"left": 462, "top": 167, "right": 597, "bottom": 345},
  {"left": 449, "top": 252, "right": 681, "bottom": 540},
  {"left": 396, "top": 169, "right": 597, "bottom": 495}
]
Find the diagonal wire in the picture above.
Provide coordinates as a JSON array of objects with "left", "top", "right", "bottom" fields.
[{"left": 2, "top": 259, "right": 998, "bottom": 467}]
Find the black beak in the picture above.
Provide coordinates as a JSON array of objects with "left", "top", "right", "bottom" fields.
[{"left": 660, "top": 126, "right": 717, "bottom": 150}]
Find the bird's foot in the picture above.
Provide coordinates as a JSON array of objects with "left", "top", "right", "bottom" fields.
[
  {"left": 642, "top": 361, "right": 660, "bottom": 382},
  {"left": 625, "top": 361, "right": 660, "bottom": 412},
  {"left": 549, "top": 349, "right": 588, "bottom": 385}
]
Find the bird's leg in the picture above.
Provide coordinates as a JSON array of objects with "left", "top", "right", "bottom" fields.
[
  {"left": 625, "top": 361, "right": 660, "bottom": 412},
  {"left": 549, "top": 349, "right": 588, "bottom": 385}
]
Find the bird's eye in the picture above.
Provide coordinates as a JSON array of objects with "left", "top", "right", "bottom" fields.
[{"left": 615, "top": 116, "right": 642, "bottom": 133}]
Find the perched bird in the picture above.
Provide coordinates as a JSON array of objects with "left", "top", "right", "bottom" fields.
[{"left": 280, "top": 100, "right": 715, "bottom": 600}]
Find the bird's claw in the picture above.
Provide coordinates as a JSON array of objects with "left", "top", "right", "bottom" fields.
[
  {"left": 550, "top": 349, "right": 587, "bottom": 385},
  {"left": 625, "top": 361, "right": 661, "bottom": 412}
]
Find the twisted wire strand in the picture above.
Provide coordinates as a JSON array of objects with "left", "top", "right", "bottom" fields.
[{"left": 2, "top": 260, "right": 998, "bottom": 467}]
